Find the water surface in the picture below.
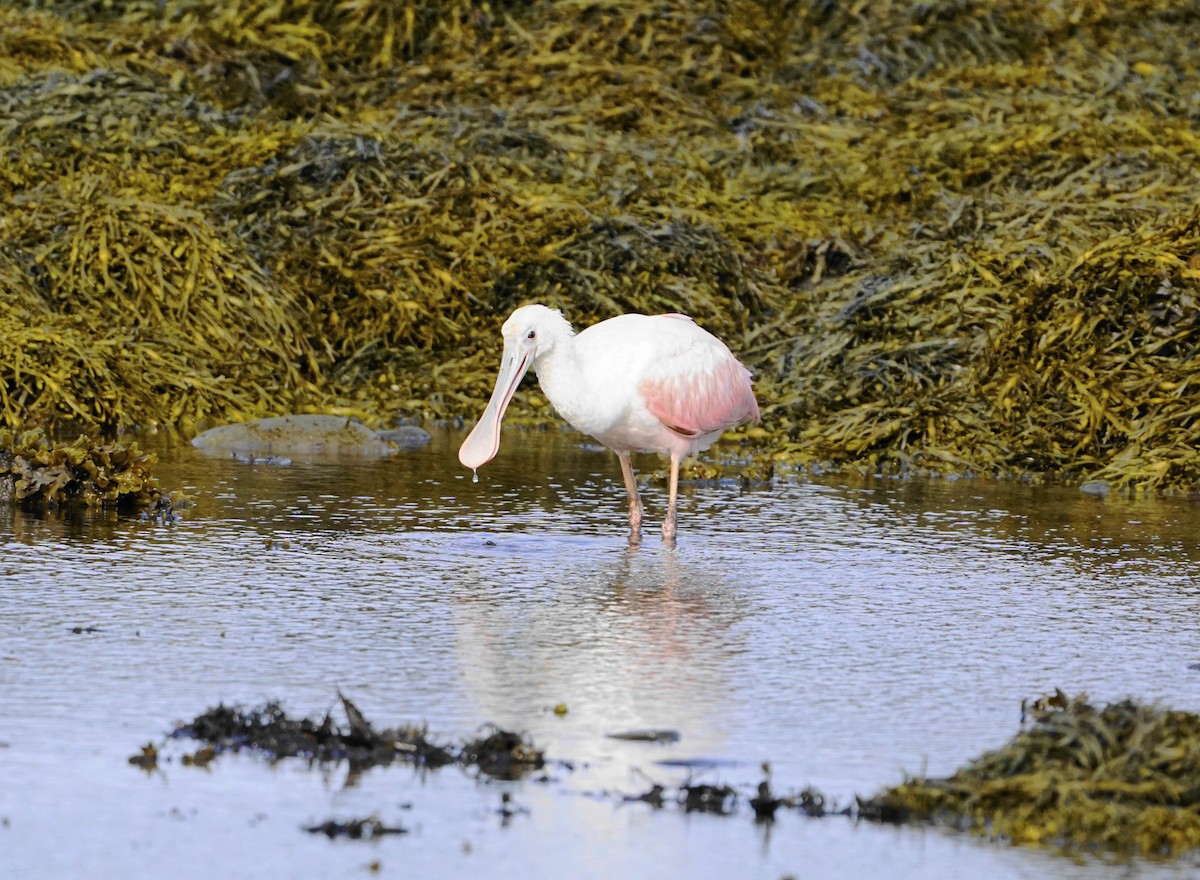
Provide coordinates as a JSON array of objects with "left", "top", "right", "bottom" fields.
[{"left": 3, "top": 427, "right": 1199, "bottom": 879}]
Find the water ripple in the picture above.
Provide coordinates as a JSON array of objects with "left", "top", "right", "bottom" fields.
[{"left": 3, "top": 431, "right": 1200, "bottom": 879}]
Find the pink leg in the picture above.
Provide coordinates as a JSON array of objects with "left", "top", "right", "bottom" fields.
[
  {"left": 662, "top": 454, "right": 680, "bottom": 546},
  {"left": 618, "top": 452, "right": 643, "bottom": 544}
]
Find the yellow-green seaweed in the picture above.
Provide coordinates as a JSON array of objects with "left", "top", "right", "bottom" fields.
[
  {"left": 0, "top": 427, "right": 169, "bottom": 508},
  {"left": 0, "top": 1, "right": 1198, "bottom": 491},
  {"left": 858, "top": 693, "right": 1200, "bottom": 859}
]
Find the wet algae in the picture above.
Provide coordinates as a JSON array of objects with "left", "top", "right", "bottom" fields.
[
  {"left": 167, "top": 692, "right": 540, "bottom": 779},
  {"left": 142, "top": 691, "right": 1200, "bottom": 858},
  {"left": 304, "top": 817, "right": 409, "bottom": 840},
  {"left": 0, "top": 427, "right": 171, "bottom": 509},
  {"left": 1, "top": 2, "right": 1200, "bottom": 490},
  {"left": 858, "top": 693, "right": 1200, "bottom": 859}
]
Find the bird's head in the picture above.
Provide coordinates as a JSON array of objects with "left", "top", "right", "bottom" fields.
[
  {"left": 458, "top": 304, "right": 574, "bottom": 470},
  {"left": 500, "top": 304, "right": 573, "bottom": 361}
]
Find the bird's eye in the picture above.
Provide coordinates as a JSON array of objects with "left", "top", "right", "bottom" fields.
[{"left": 527, "top": 330, "right": 536, "bottom": 340}]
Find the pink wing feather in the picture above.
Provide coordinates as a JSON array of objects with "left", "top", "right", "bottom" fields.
[{"left": 639, "top": 350, "right": 759, "bottom": 436}]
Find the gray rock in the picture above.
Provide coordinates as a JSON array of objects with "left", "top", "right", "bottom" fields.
[
  {"left": 191, "top": 414, "right": 399, "bottom": 458},
  {"left": 376, "top": 425, "right": 432, "bottom": 449}
]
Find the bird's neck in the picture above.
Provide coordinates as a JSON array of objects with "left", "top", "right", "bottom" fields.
[{"left": 533, "top": 340, "right": 585, "bottom": 420}]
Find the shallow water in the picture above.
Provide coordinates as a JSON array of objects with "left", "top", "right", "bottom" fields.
[{"left": 3, "top": 427, "right": 1200, "bottom": 879}]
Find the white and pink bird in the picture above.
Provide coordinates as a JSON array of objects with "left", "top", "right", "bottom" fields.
[{"left": 458, "top": 304, "right": 759, "bottom": 544}]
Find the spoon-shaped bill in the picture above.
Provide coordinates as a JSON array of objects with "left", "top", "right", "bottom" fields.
[{"left": 458, "top": 351, "right": 530, "bottom": 470}]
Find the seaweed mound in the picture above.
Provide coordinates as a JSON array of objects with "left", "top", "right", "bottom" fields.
[
  {"left": 0, "top": 428, "right": 165, "bottom": 508},
  {"left": 2, "top": 1, "right": 1200, "bottom": 489},
  {"left": 859, "top": 693, "right": 1200, "bottom": 858}
]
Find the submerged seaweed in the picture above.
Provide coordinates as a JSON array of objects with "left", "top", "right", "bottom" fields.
[
  {"left": 173, "top": 693, "right": 456, "bottom": 770},
  {"left": 168, "top": 693, "right": 550, "bottom": 779},
  {"left": 304, "top": 817, "right": 408, "bottom": 839},
  {"left": 461, "top": 725, "right": 545, "bottom": 780},
  {"left": 150, "top": 690, "right": 1200, "bottom": 855}
]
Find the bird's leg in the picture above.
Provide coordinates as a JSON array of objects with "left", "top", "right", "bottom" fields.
[
  {"left": 662, "top": 454, "right": 681, "bottom": 546},
  {"left": 617, "top": 452, "right": 643, "bottom": 544}
]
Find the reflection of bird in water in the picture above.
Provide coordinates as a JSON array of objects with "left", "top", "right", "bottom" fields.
[
  {"left": 606, "top": 549, "right": 714, "bottom": 681},
  {"left": 449, "top": 542, "right": 739, "bottom": 757},
  {"left": 459, "top": 304, "right": 759, "bottom": 545}
]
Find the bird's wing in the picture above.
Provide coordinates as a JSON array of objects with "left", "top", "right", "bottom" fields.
[{"left": 638, "top": 335, "right": 760, "bottom": 437}]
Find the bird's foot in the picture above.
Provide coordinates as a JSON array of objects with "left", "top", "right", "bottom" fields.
[
  {"left": 627, "top": 511, "right": 643, "bottom": 547},
  {"left": 627, "top": 500, "right": 643, "bottom": 537},
  {"left": 661, "top": 514, "right": 677, "bottom": 547}
]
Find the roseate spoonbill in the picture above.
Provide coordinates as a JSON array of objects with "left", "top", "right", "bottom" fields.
[{"left": 458, "top": 304, "right": 759, "bottom": 544}]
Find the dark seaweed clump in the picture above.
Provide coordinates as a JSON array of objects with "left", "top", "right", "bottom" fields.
[
  {"left": 856, "top": 693, "right": 1200, "bottom": 858},
  {"left": 305, "top": 817, "right": 408, "bottom": 840},
  {"left": 147, "top": 690, "right": 1200, "bottom": 857},
  {"left": 460, "top": 726, "right": 545, "bottom": 780},
  {"left": 172, "top": 693, "right": 455, "bottom": 771},
  {"left": 681, "top": 782, "right": 738, "bottom": 815},
  {"left": 168, "top": 692, "right": 541, "bottom": 779},
  {"left": 624, "top": 767, "right": 826, "bottom": 822}
]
